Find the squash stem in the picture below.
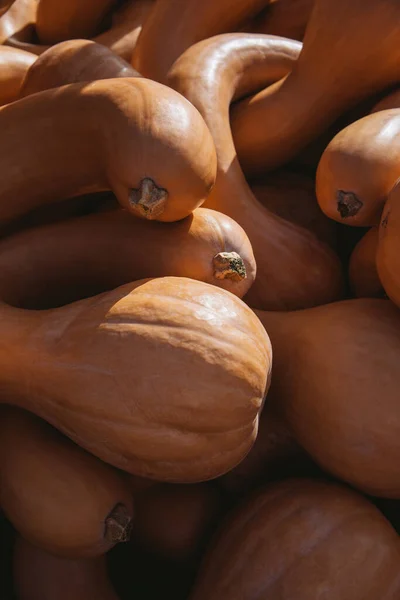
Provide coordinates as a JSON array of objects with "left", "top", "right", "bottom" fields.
[
  {"left": 213, "top": 251, "right": 247, "bottom": 282},
  {"left": 129, "top": 177, "right": 168, "bottom": 219},
  {"left": 105, "top": 503, "right": 132, "bottom": 544}
]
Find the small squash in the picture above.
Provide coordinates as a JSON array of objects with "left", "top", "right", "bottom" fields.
[
  {"left": 0, "top": 78, "right": 217, "bottom": 224},
  {"left": 20, "top": 39, "right": 139, "bottom": 97},
  {"left": 249, "top": 0, "right": 314, "bottom": 42},
  {"left": 255, "top": 298, "right": 400, "bottom": 497},
  {"left": 36, "top": 0, "right": 117, "bottom": 44},
  {"left": 0, "top": 276, "right": 271, "bottom": 482},
  {"left": 14, "top": 537, "right": 119, "bottom": 600},
  {"left": 231, "top": 0, "right": 400, "bottom": 175},
  {"left": 191, "top": 479, "right": 400, "bottom": 600},
  {"left": 0, "top": 46, "right": 35, "bottom": 106},
  {"left": 349, "top": 227, "right": 383, "bottom": 298},
  {"left": 316, "top": 109, "right": 400, "bottom": 226},
  {"left": 377, "top": 182, "right": 400, "bottom": 308},
  {"left": 0, "top": 207, "right": 255, "bottom": 308},
  {"left": 169, "top": 33, "right": 343, "bottom": 309},
  {"left": 0, "top": 407, "right": 133, "bottom": 557}
]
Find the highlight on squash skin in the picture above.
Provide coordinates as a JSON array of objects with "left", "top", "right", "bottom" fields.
[
  {"left": 0, "top": 45, "right": 36, "bottom": 106},
  {"left": 349, "top": 227, "right": 384, "bottom": 298}
]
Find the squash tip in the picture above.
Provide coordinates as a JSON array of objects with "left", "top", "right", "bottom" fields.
[
  {"left": 336, "top": 190, "right": 363, "bottom": 218},
  {"left": 104, "top": 503, "right": 133, "bottom": 544},
  {"left": 213, "top": 252, "right": 247, "bottom": 282},
  {"left": 129, "top": 178, "right": 168, "bottom": 220}
]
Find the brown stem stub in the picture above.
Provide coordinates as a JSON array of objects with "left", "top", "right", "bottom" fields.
[
  {"left": 129, "top": 178, "right": 168, "bottom": 220},
  {"left": 336, "top": 190, "right": 363, "bottom": 218},
  {"left": 105, "top": 503, "right": 132, "bottom": 544},
  {"left": 213, "top": 252, "right": 247, "bottom": 282}
]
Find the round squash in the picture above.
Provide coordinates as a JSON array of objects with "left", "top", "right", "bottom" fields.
[
  {"left": 249, "top": 0, "right": 314, "bottom": 41},
  {"left": 349, "top": 227, "right": 383, "bottom": 298},
  {"left": 316, "top": 109, "right": 400, "bottom": 226},
  {"left": 169, "top": 33, "right": 343, "bottom": 310},
  {"left": 191, "top": 478, "right": 400, "bottom": 599},
  {"left": 377, "top": 182, "right": 400, "bottom": 308},
  {"left": 0, "top": 45, "right": 35, "bottom": 106},
  {"left": 0, "top": 207, "right": 255, "bottom": 309},
  {"left": 0, "top": 407, "right": 133, "bottom": 557},
  {"left": 0, "top": 78, "right": 217, "bottom": 224},
  {"left": 0, "top": 276, "right": 271, "bottom": 482},
  {"left": 36, "top": 0, "right": 117, "bottom": 44},
  {"left": 20, "top": 39, "right": 139, "bottom": 97},
  {"left": 255, "top": 298, "right": 400, "bottom": 497},
  {"left": 231, "top": 0, "right": 400, "bottom": 176},
  {"left": 14, "top": 537, "right": 119, "bottom": 600}
]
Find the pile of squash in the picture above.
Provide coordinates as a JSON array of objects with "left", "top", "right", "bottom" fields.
[{"left": 1, "top": 0, "right": 400, "bottom": 598}]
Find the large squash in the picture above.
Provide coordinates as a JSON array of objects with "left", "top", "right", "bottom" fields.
[
  {"left": 0, "top": 45, "right": 35, "bottom": 106},
  {"left": 377, "top": 182, "right": 400, "bottom": 308}
]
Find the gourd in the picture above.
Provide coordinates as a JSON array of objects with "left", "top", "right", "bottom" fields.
[
  {"left": 14, "top": 537, "right": 119, "bottom": 600},
  {"left": 0, "top": 0, "right": 14, "bottom": 17},
  {"left": 377, "top": 182, "right": 400, "bottom": 308},
  {"left": 169, "top": 33, "right": 344, "bottom": 310},
  {"left": 0, "top": 46, "right": 35, "bottom": 105},
  {"left": 20, "top": 40, "right": 139, "bottom": 97},
  {"left": 0, "top": 0, "right": 36, "bottom": 44},
  {"left": 316, "top": 109, "right": 400, "bottom": 226},
  {"left": 0, "top": 207, "right": 255, "bottom": 309},
  {"left": 0, "top": 276, "right": 271, "bottom": 482},
  {"left": 231, "top": 0, "right": 400, "bottom": 176},
  {"left": 36, "top": 0, "right": 117, "bottom": 44},
  {"left": 255, "top": 298, "right": 400, "bottom": 497},
  {"left": 349, "top": 227, "right": 383, "bottom": 298},
  {"left": 132, "top": 0, "right": 272, "bottom": 83},
  {"left": 249, "top": 0, "right": 314, "bottom": 41},
  {"left": 0, "top": 407, "right": 133, "bottom": 557},
  {"left": 0, "top": 78, "right": 217, "bottom": 224},
  {"left": 191, "top": 479, "right": 400, "bottom": 600}
]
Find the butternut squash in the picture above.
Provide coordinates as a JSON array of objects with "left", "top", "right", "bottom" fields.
[
  {"left": 132, "top": 482, "right": 222, "bottom": 562},
  {"left": 377, "top": 182, "right": 400, "bottom": 308},
  {"left": 231, "top": 0, "right": 400, "bottom": 176},
  {"left": 169, "top": 34, "right": 343, "bottom": 309},
  {"left": 0, "top": 207, "right": 255, "bottom": 309},
  {"left": 371, "top": 87, "right": 400, "bottom": 114},
  {"left": 36, "top": 0, "right": 117, "bottom": 44},
  {"left": 316, "top": 109, "right": 400, "bottom": 226},
  {"left": 0, "top": 46, "right": 35, "bottom": 106},
  {"left": 132, "top": 0, "right": 271, "bottom": 83},
  {"left": 0, "top": 78, "right": 217, "bottom": 224},
  {"left": 249, "top": 0, "right": 314, "bottom": 41},
  {"left": 0, "top": 407, "right": 133, "bottom": 557},
  {"left": 0, "top": 0, "right": 14, "bottom": 17},
  {"left": 20, "top": 40, "right": 139, "bottom": 98},
  {"left": 0, "top": 0, "right": 36, "bottom": 45},
  {"left": 191, "top": 479, "right": 400, "bottom": 600},
  {"left": 14, "top": 537, "right": 119, "bottom": 600},
  {"left": 0, "top": 276, "right": 271, "bottom": 481},
  {"left": 349, "top": 227, "right": 383, "bottom": 298},
  {"left": 255, "top": 298, "right": 400, "bottom": 497}
]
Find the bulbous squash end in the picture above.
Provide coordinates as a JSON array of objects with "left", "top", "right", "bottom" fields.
[
  {"left": 129, "top": 178, "right": 168, "bottom": 220},
  {"left": 213, "top": 252, "right": 247, "bottom": 282},
  {"left": 105, "top": 503, "right": 133, "bottom": 544}
]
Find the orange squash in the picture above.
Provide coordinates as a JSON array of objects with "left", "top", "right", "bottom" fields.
[
  {"left": 0, "top": 407, "right": 133, "bottom": 557},
  {"left": 0, "top": 0, "right": 36, "bottom": 45},
  {"left": 371, "top": 87, "right": 400, "bottom": 114},
  {"left": 377, "top": 182, "right": 400, "bottom": 308},
  {"left": 36, "top": 0, "right": 117, "bottom": 44},
  {"left": 0, "top": 207, "right": 255, "bottom": 308},
  {"left": 349, "top": 227, "right": 383, "bottom": 298},
  {"left": 132, "top": 0, "right": 271, "bottom": 82},
  {"left": 231, "top": 0, "right": 400, "bottom": 176},
  {"left": 316, "top": 109, "right": 400, "bottom": 226},
  {"left": 249, "top": 0, "right": 314, "bottom": 41},
  {"left": 0, "top": 78, "right": 216, "bottom": 224},
  {"left": 169, "top": 33, "right": 343, "bottom": 309},
  {"left": 191, "top": 479, "right": 400, "bottom": 600},
  {"left": 20, "top": 39, "right": 139, "bottom": 97},
  {"left": 0, "top": 0, "right": 14, "bottom": 17},
  {"left": 0, "top": 46, "right": 35, "bottom": 105},
  {"left": 14, "top": 537, "right": 119, "bottom": 600},
  {"left": 255, "top": 298, "right": 400, "bottom": 497},
  {"left": 0, "top": 276, "right": 271, "bottom": 482}
]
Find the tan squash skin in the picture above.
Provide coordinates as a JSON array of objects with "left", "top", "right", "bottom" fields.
[
  {"left": 191, "top": 479, "right": 400, "bottom": 600},
  {"left": 132, "top": 0, "right": 271, "bottom": 83},
  {"left": 0, "top": 208, "right": 255, "bottom": 309},
  {"left": 0, "top": 277, "right": 271, "bottom": 482},
  {"left": 377, "top": 182, "right": 400, "bottom": 308},
  {"left": 169, "top": 34, "right": 343, "bottom": 310},
  {"left": 371, "top": 87, "right": 400, "bottom": 114},
  {"left": 6, "top": 0, "right": 154, "bottom": 61},
  {"left": 132, "top": 482, "right": 222, "bottom": 562},
  {"left": 14, "top": 538, "right": 119, "bottom": 600},
  {"left": 0, "top": 78, "right": 217, "bottom": 224},
  {"left": 0, "top": 0, "right": 37, "bottom": 44},
  {"left": 255, "top": 298, "right": 400, "bottom": 497},
  {"left": 231, "top": 0, "right": 400, "bottom": 176},
  {"left": 36, "top": 0, "right": 117, "bottom": 44},
  {"left": 349, "top": 227, "right": 383, "bottom": 298},
  {"left": 20, "top": 40, "right": 139, "bottom": 98},
  {"left": 316, "top": 109, "right": 400, "bottom": 226},
  {"left": 0, "top": 45, "right": 35, "bottom": 105},
  {"left": 0, "top": 407, "right": 133, "bottom": 557},
  {"left": 249, "top": 0, "right": 314, "bottom": 41},
  {"left": 0, "top": 0, "right": 14, "bottom": 17}
]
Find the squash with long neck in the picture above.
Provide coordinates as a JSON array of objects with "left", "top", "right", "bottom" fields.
[{"left": 169, "top": 33, "right": 343, "bottom": 310}]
